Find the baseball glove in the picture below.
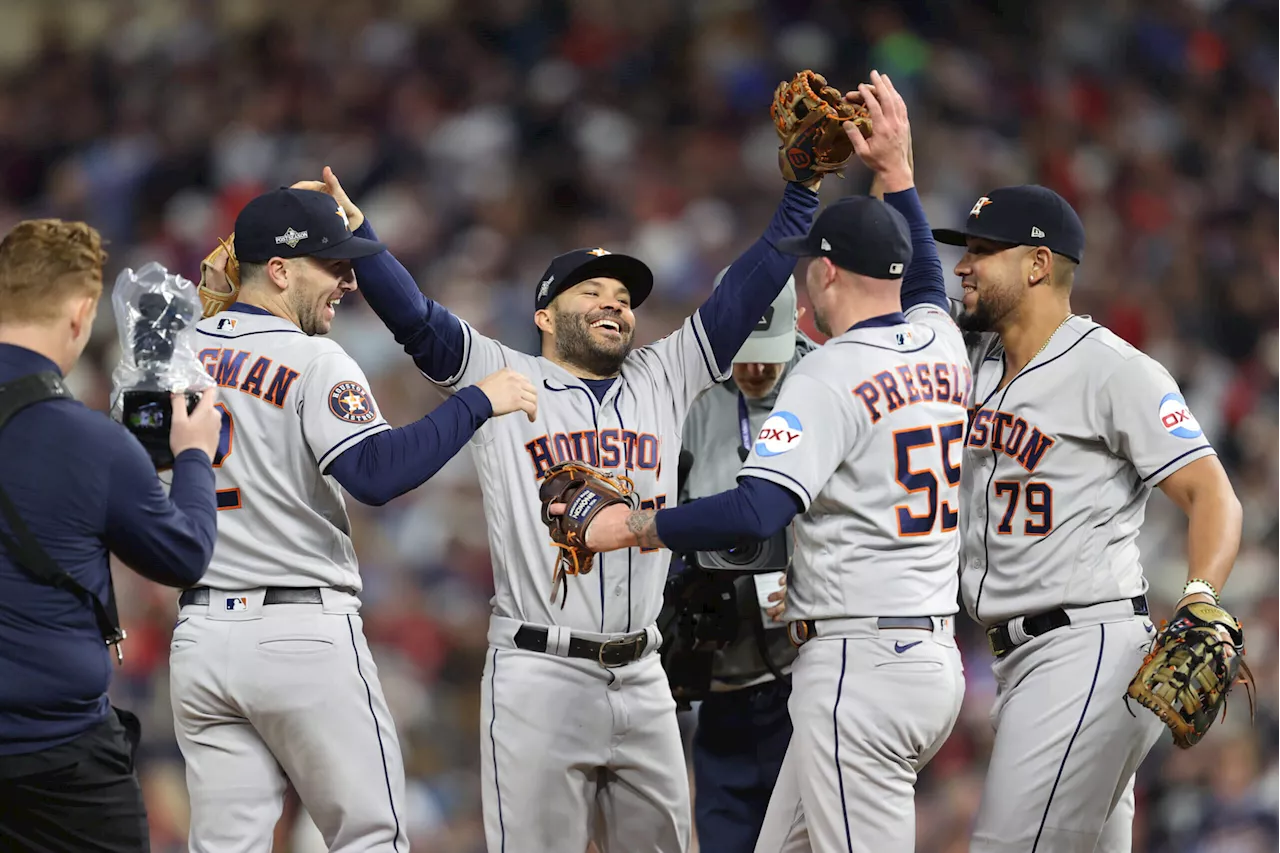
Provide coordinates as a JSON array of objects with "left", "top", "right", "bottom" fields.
[
  {"left": 198, "top": 234, "right": 240, "bottom": 319},
  {"left": 538, "top": 461, "right": 637, "bottom": 607},
  {"left": 1126, "top": 601, "right": 1255, "bottom": 749},
  {"left": 771, "top": 70, "right": 872, "bottom": 183}
]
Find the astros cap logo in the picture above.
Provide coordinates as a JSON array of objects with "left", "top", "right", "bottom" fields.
[{"left": 970, "top": 197, "right": 993, "bottom": 217}]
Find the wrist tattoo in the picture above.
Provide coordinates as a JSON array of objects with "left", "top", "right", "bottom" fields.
[{"left": 626, "top": 510, "right": 662, "bottom": 550}]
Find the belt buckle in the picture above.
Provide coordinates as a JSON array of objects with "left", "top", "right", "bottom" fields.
[{"left": 598, "top": 636, "right": 638, "bottom": 668}]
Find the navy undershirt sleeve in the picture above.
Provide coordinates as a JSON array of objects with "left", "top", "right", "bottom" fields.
[
  {"left": 327, "top": 385, "right": 493, "bottom": 506},
  {"left": 654, "top": 476, "right": 802, "bottom": 553},
  {"left": 883, "top": 187, "right": 948, "bottom": 312},
  {"left": 698, "top": 183, "right": 819, "bottom": 372},
  {"left": 349, "top": 221, "right": 467, "bottom": 383},
  {"left": 105, "top": 444, "right": 216, "bottom": 587}
]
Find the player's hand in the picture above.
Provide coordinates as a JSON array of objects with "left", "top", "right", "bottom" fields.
[
  {"left": 290, "top": 166, "right": 365, "bottom": 232},
  {"left": 844, "top": 70, "right": 913, "bottom": 193},
  {"left": 545, "top": 502, "right": 637, "bottom": 552},
  {"left": 766, "top": 573, "right": 787, "bottom": 622},
  {"left": 169, "top": 386, "right": 222, "bottom": 462},
  {"left": 477, "top": 367, "right": 538, "bottom": 422}
]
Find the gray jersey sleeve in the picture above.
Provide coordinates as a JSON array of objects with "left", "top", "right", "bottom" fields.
[
  {"left": 636, "top": 310, "right": 729, "bottom": 414},
  {"left": 432, "top": 318, "right": 518, "bottom": 392},
  {"left": 1098, "top": 353, "right": 1216, "bottom": 486},
  {"left": 736, "top": 365, "right": 858, "bottom": 511},
  {"left": 300, "top": 351, "right": 393, "bottom": 471}
]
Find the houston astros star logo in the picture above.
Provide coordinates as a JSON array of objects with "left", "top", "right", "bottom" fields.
[
  {"left": 587, "top": 248, "right": 610, "bottom": 257},
  {"left": 969, "top": 197, "right": 993, "bottom": 217},
  {"left": 335, "top": 205, "right": 350, "bottom": 229},
  {"left": 328, "top": 381, "right": 377, "bottom": 424}
]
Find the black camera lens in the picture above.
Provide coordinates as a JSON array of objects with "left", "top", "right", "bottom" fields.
[{"left": 718, "top": 541, "right": 763, "bottom": 566}]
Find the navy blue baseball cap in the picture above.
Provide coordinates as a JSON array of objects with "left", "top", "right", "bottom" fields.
[
  {"left": 533, "top": 248, "right": 654, "bottom": 311},
  {"left": 233, "top": 188, "right": 386, "bottom": 263},
  {"left": 776, "top": 196, "right": 913, "bottom": 280},
  {"left": 933, "top": 185, "right": 1085, "bottom": 263}
]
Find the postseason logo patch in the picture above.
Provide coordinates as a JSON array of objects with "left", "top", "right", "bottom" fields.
[
  {"left": 1158, "top": 393, "right": 1202, "bottom": 439},
  {"left": 329, "top": 381, "right": 377, "bottom": 424},
  {"left": 755, "top": 411, "right": 804, "bottom": 457}
]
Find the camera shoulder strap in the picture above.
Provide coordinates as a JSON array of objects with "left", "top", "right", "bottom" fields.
[{"left": 0, "top": 371, "right": 127, "bottom": 663}]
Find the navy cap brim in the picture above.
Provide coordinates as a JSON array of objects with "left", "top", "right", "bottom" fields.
[
  {"left": 548, "top": 254, "right": 654, "bottom": 309},
  {"left": 775, "top": 234, "right": 818, "bottom": 256},
  {"left": 307, "top": 233, "right": 387, "bottom": 260},
  {"left": 931, "top": 228, "right": 970, "bottom": 247}
]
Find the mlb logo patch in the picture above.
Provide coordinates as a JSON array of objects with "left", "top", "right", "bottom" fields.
[
  {"left": 895, "top": 330, "right": 914, "bottom": 348},
  {"left": 225, "top": 597, "right": 248, "bottom": 612},
  {"left": 217, "top": 317, "right": 238, "bottom": 332}
]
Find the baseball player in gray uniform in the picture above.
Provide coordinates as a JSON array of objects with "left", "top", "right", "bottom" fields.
[
  {"left": 171, "top": 187, "right": 537, "bottom": 852},
  {"left": 576, "top": 141, "right": 974, "bottom": 853},
  {"left": 312, "top": 166, "right": 821, "bottom": 851},
  {"left": 677, "top": 276, "right": 814, "bottom": 852},
  {"left": 925, "top": 181, "right": 1244, "bottom": 851}
]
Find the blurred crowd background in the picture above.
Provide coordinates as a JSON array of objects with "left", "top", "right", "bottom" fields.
[{"left": 0, "top": 0, "right": 1273, "bottom": 849}]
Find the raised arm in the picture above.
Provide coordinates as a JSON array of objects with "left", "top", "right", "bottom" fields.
[
  {"left": 300, "top": 168, "right": 468, "bottom": 384},
  {"left": 698, "top": 181, "right": 821, "bottom": 373},
  {"left": 848, "top": 71, "right": 947, "bottom": 312}
]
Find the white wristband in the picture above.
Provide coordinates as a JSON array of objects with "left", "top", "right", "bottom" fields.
[{"left": 1182, "top": 579, "right": 1219, "bottom": 602}]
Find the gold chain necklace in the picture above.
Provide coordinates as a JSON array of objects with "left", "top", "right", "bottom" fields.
[{"left": 1032, "top": 314, "right": 1074, "bottom": 361}]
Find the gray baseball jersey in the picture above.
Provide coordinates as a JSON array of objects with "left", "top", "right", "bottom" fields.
[
  {"left": 173, "top": 305, "right": 409, "bottom": 852},
  {"left": 436, "top": 313, "right": 724, "bottom": 633},
  {"left": 679, "top": 332, "right": 816, "bottom": 688},
  {"left": 192, "top": 309, "right": 392, "bottom": 591},
  {"left": 738, "top": 303, "right": 971, "bottom": 621},
  {"left": 961, "top": 315, "right": 1217, "bottom": 626}
]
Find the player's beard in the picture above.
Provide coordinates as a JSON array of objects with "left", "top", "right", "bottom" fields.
[
  {"left": 291, "top": 290, "right": 329, "bottom": 337},
  {"left": 957, "top": 284, "right": 1019, "bottom": 333},
  {"left": 554, "top": 309, "right": 633, "bottom": 377},
  {"left": 812, "top": 304, "right": 834, "bottom": 338}
]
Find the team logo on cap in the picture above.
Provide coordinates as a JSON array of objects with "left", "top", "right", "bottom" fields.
[
  {"left": 1158, "top": 393, "right": 1202, "bottom": 439},
  {"left": 329, "top": 381, "right": 377, "bottom": 424},
  {"left": 755, "top": 411, "right": 803, "bottom": 457},
  {"left": 335, "top": 206, "right": 350, "bottom": 230},
  {"left": 275, "top": 227, "right": 309, "bottom": 248},
  {"left": 588, "top": 248, "right": 611, "bottom": 257},
  {"left": 970, "top": 197, "right": 993, "bottom": 217}
]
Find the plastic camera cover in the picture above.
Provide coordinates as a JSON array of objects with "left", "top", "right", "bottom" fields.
[{"left": 109, "top": 262, "right": 214, "bottom": 415}]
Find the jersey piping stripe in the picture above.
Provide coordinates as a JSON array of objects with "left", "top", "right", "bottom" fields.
[
  {"left": 738, "top": 467, "right": 813, "bottom": 508},
  {"left": 199, "top": 328, "right": 304, "bottom": 340},
  {"left": 612, "top": 387, "right": 633, "bottom": 634},
  {"left": 346, "top": 615, "right": 405, "bottom": 851},
  {"left": 317, "top": 423, "right": 393, "bottom": 472},
  {"left": 973, "top": 326, "right": 1100, "bottom": 620},
  {"left": 831, "top": 327, "right": 938, "bottom": 354},
  {"left": 436, "top": 320, "right": 472, "bottom": 389},
  {"left": 542, "top": 381, "right": 606, "bottom": 629},
  {"left": 1032, "top": 624, "right": 1105, "bottom": 853},
  {"left": 834, "top": 639, "right": 854, "bottom": 853},
  {"left": 691, "top": 309, "right": 722, "bottom": 382},
  {"left": 488, "top": 648, "right": 506, "bottom": 852},
  {"left": 1141, "top": 445, "right": 1214, "bottom": 484}
]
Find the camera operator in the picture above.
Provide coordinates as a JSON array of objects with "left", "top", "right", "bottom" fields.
[
  {"left": 0, "top": 219, "right": 221, "bottom": 852},
  {"left": 674, "top": 277, "right": 814, "bottom": 853}
]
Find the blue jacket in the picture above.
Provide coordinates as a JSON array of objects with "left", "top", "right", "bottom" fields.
[{"left": 0, "top": 344, "right": 217, "bottom": 755}]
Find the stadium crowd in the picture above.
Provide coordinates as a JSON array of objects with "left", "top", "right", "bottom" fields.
[{"left": 0, "top": 0, "right": 1272, "bottom": 850}]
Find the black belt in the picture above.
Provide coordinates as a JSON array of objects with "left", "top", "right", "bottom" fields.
[
  {"left": 178, "top": 587, "right": 323, "bottom": 608},
  {"left": 513, "top": 625, "right": 649, "bottom": 668},
  {"left": 788, "top": 615, "right": 936, "bottom": 647},
  {"left": 987, "top": 595, "right": 1148, "bottom": 658}
]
